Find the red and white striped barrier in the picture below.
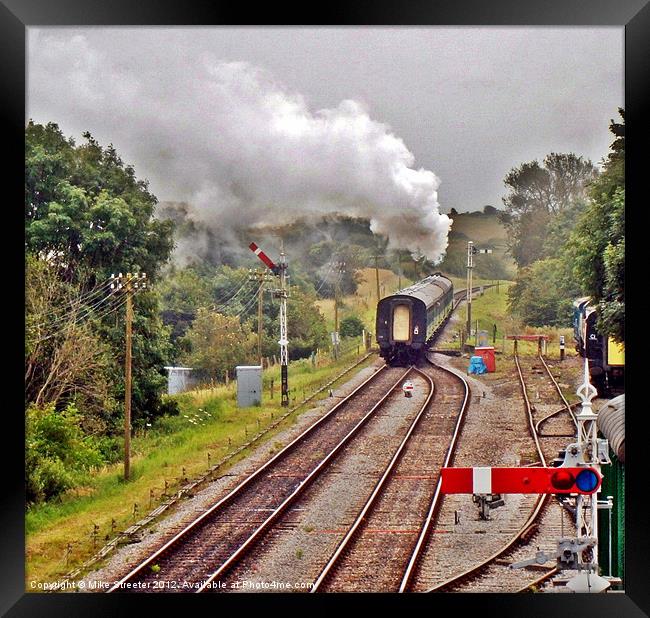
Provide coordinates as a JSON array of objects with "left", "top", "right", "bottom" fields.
[{"left": 441, "top": 466, "right": 602, "bottom": 495}]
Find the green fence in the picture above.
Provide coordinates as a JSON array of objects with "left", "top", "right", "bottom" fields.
[{"left": 598, "top": 454, "right": 625, "bottom": 583}]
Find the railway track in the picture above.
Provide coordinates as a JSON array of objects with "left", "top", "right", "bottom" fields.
[
  {"left": 422, "top": 350, "right": 578, "bottom": 593},
  {"left": 108, "top": 363, "right": 424, "bottom": 593},
  {"left": 207, "top": 365, "right": 435, "bottom": 592},
  {"left": 309, "top": 358, "right": 469, "bottom": 592},
  {"left": 452, "top": 284, "right": 495, "bottom": 311},
  {"left": 104, "top": 282, "right": 493, "bottom": 594}
]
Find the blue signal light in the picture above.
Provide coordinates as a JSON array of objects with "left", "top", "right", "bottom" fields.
[{"left": 575, "top": 469, "right": 600, "bottom": 493}]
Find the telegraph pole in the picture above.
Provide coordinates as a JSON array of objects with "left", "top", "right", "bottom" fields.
[
  {"left": 333, "top": 260, "right": 346, "bottom": 360},
  {"left": 125, "top": 285, "right": 132, "bottom": 481},
  {"left": 248, "top": 269, "right": 273, "bottom": 364},
  {"left": 373, "top": 255, "right": 381, "bottom": 302},
  {"left": 111, "top": 272, "right": 146, "bottom": 481}
]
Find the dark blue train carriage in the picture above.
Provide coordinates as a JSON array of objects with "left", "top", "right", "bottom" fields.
[
  {"left": 375, "top": 273, "right": 454, "bottom": 365},
  {"left": 572, "top": 297, "right": 624, "bottom": 395}
]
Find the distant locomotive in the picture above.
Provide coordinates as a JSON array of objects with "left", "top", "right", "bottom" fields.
[
  {"left": 376, "top": 274, "right": 454, "bottom": 365},
  {"left": 573, "top": 297, "right": 624, "bottom": 395}
]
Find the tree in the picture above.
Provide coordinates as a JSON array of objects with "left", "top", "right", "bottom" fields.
[
  {"left": 569, "top": 110, "right": 625, "bottom": 342},
  {"left": 26, "top": 122, "right": 175, "bottom": 283},
  {"left": 483, "top": 205, "right": 498, "bottom": 215},
  {"left": 158, "top": 264, "right": 214, "bottom": 343},
  {"left": 286, "top": 287, "right": 330, "bottom": 359},
  {"left": 502, "top": 153, "right": 597, "bottom": 267},
  {"left": 507, "top": 258, "right": 581, "bottom": 327},
  {"left": 25, "top": 256, "right": 116, "bottom": 431},
  {"left": 181, "top": 310, "right": 256, "bottom": 379},
  {"left": 25, "top": 122, "right": 178, "bottom": 427}
]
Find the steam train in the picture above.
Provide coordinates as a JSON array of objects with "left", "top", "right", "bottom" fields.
[
  {"left": 573, "top": 298, "right": 624, "bottom": 395},
  {"left": 376, "top": 274, "right": 454, "bottom": 365}
]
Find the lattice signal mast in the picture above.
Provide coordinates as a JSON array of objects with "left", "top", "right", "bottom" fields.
[
  {"left": 249, "top": 242, "right": 289, "bottom": 406},
  {"left": 572, "top": 358, "right": 609, "bottom": 569}
]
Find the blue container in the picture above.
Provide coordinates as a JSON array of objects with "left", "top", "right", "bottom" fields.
[{"left": 468, "top": 355, "right": 487, "bottom": 375}]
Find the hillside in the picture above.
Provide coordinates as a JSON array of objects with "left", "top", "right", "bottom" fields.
[
  {"left": 439, "top": 211, "right": 516, "bottom": 280},
  {"left": 449, "top": 211, "right": 508, "bottom": 245}
]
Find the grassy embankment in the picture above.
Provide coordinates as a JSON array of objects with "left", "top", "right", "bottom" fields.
[{"left": 26, "top": 342, "right": 374, "bottom": 587}]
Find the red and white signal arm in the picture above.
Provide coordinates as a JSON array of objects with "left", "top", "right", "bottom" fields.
[
  {"left": 441, "top": 466, "right": 602, "bottom": 495},
  {"left": 249, "top": 242, "right": 279, "bottom": 274}
]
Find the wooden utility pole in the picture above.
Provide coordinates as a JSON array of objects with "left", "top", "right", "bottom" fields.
[
  {"left": 111, "top": 272, "right": 146, "bottom": 481},
  {"left": 397, "top": 252, "right": 402, "bottom": 290},
  {"left": 125, "top": 284, "right": 132, "bottom": 481},
  {"left": 373, "top": 255, "right": 381, "bottom": 302},
  {"left": 248, "top": 269, "right": 273, "bottom": 364},
  {"left": 334, "top": 261, "right": 345, "bottom": 360}
]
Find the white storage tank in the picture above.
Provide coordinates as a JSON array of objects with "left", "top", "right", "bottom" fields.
[{"left": 236, "top": 365, "right": 263, "bottom": 407}]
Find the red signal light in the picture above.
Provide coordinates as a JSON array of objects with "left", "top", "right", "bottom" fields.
[{"left": 550, "top": 469, "right": 575, "bottom": 490}]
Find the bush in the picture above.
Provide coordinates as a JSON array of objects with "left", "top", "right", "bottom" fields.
[
  {"left": 340, "top": 316, "right": 365, "bottom": 338},
  {"left": 27, "top": 457, "right": 75, "bottom": 504},
  {"left": 26, "top": 403, "right": 106, "bottom": 504}
]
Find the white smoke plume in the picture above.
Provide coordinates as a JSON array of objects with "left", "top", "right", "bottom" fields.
[{"left": 28, "top": 32, "right": 451, "bottom": 262}]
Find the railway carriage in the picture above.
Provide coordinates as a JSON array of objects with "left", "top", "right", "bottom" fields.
[
  {"left": 572, "top": 298, "right": 624, "bottom": 395},
  {"left": 376, "top": 273, "right": 453, "bottom": 365}
]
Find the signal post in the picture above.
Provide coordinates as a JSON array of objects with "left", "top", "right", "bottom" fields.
[
  {"left": 250, "top": 242, "right": 290, "bottom": 407},
  {"left": 465, "top": 241, "right": 492, "bottom": 341}
]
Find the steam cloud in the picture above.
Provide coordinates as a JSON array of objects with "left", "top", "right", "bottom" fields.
[{"left": 29, "top": 32, "right": 451, "bottom": 262}]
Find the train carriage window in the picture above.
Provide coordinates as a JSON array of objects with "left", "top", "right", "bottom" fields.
[{"left": 392, "top": 304, "right": 411, "bottom": 342}]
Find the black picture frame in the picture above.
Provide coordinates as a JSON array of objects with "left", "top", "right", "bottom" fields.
[{"left": 4, "top": 1, "right": 648, "bottom": 615}]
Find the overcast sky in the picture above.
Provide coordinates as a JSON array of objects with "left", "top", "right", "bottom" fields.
[{"left": 27, "top": 27, "right": 623, "bottom": 222}]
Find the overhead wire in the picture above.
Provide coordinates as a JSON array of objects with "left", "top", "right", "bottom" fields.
[
  {"left": 232, "top": 281, "right": 265, "bottom": 320},
  {"left": 30, "top": 290, "right": 130, "bottom": 345},
  {"left": 28, "top": 277, "right": 114, "bottom": 328},
  {"left": 314, "top": 258, "right": 336, "bottom": 295},
  {"left": 209, "top": 269, "right": 252, "bottom": 306},
  {"left": 212, "top": 276, "right": 254, "bottom": 311},
  {"left": 30, "top": 284, "right": 122, "bottom": 332}
]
